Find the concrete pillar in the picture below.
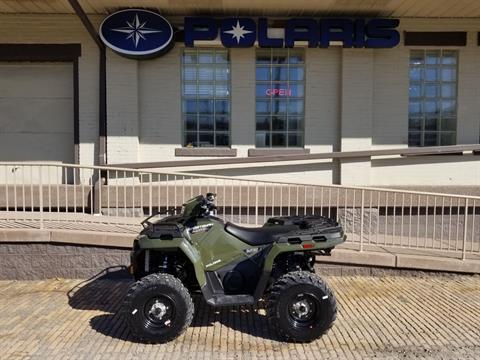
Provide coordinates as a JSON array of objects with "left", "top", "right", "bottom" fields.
[
  {"left": 106, "top": 51, "right": 139, "bottom": 164},
  {"left": 457, "top": 31, "right": 480, "bottom": 144},
  {"left": 340, "top": 49, "right": 374, "bottom": 185},
  {"left": 230, "top": 48, "right": 255, "bottom": 157}
]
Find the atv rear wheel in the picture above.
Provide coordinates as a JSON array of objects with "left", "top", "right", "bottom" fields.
[
  {"left": 266, "top": 271, "right": 337, "bottom": 342},
  {"left": 122, "top": 273, "right": 194, "bottom": 343}
]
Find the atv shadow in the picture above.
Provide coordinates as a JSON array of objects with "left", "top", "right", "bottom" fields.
[{"left": 68, "top": 270, "right": 279, "bottom": 342}]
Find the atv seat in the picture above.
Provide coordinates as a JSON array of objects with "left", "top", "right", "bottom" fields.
[{"left": 225, "top": 222, "right": 298, "bottom": 246}]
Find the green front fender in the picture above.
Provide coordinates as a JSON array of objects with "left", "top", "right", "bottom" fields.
[{"left": 138, "top": 236, "right": 207, "bottom": 287}]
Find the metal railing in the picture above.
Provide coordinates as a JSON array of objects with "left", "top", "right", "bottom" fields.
[{"left": 0, "top": 162, "right": 479, "bottom": 259}]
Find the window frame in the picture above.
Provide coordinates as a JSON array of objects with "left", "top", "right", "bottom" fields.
[
  {"left": 181, "top": 48, "right": 231, "bottom": 148},
  {"left": 255, "top": 48, "right": 306, "bottom": 148},
  {"left": 408, "top": 49, "right": 458, "bottom": 147}
]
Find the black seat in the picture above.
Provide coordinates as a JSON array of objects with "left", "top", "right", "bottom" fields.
[{"left": 225, "top": 222, "right": 298, "bottom": 246}]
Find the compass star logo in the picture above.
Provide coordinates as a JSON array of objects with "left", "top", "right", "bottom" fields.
[
  {"left": 223, "top": 20, "right": 253, "bottom": 44},
  {"left": 99, "top": 9, "right": 174, "bottom": 58},
  {"left": 111, "top": 14, "right": 162, "bottom": 48}
]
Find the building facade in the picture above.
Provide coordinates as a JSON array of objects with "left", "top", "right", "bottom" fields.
[{"left": 0, "top": 1, "right": 479, "bottom": 188}]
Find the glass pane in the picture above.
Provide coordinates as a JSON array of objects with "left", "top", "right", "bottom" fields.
[
  {"left": 425, "top": 51, "right": 439, "bottom": 65},
  {"left": 271, "top": 67, "right": 288, "bottom": 81},
  {"left": 198, "top": 67, "right": 214, "bottom": 81},
  {"left": 183, "top": 100, "right": 197, "bottom": 113},
  {"left": 256, "top": 50, "right": 271, "bottom": 64},
  {"left": 440, "top": 132, "right": 456, "bottom": 145},
  {"left": 425, "top": 101, "right": 438, "bottom": 115},
  {"left": 288, "top": 117, "right": 303, "bottom": 131},
  {"left": 272, "top": 133, "right": 287, "bottom": 147},
  {"left": 199, "top": 115, "right": 214, "bottom": 130},
  {"left": 409, "top": 84, "right": 421, "bottom": 98},
  {"left": 408, "top": 132, "right": 421, "bottom": 146},
  {"left": 255, "top": 132, "right": 270, "bottom": 147},
  {"left": 215, "top": 133, "right": 230, "bottom": 146},
  {"left": 198, "top": 83, "right": 214, "bottom": 97},
  {"left": 183, "top": 51, "right": 197, "bottom": 64},
  {"left": 199, "top": 132, "right": 214, "bottom": 146},
  {"left": 289, "top": 51, "right": 304, "bottom": 64},
  {"left": 198, "top": 52, "right": 214, "bottom": 63},
  {"left": 183, "top": 66, "right": 196, "bottom": 81},
  {"left": 288, "top": 99, "right": 304, "bottom": 115},
  {"left": 441, "top": 117, "right": 456, "bottom": 132},
  {"left": 409, "top": 117, "right": 422, "bottom": 131},
  {"left": 272, "top": 116, "right": 286, "bottom": 130},
  {"left": 271, "top": 100, "right": 287, "bottom": 114},
  {"left": 425, "top": 68, "right": 439, "bottom": 81},
  {"left": 409, "top": 67, "right": 422, "bottom": 81},
  {"left": 442, "top": 100, "right": 456, "bottom": 116},
  {"left": 442, "top": 51, "right": 457, "bottom": 65},
  {"left": 289, "top": 67, "right": 304, "bottom": 81},
  {"left": 215, "top": 51, "right": 228, "bottom": 63},
  {"left": 215, "top": 83, "right": 229, "bottom": 97},
  {"left": 425, "top": 117, "right": 438, "bottom": 131},
  {"left": 441, "top": 67, "right": 456, "bottom": 81},
  {"left": 409, "top": 101, "right": 421, "bottom": 116},
  {"left": 256, "top": 84, "right": 270, "bottom": 97},
  {"left": 288, "top": 133, "right": 303, "bottom": 147},
  {"left": 185, "top": 115, "right": 197, "bottom": 131},
  {"left": 424, "top": 132, "right": 438, "bottom": 146},
  {"left": 198, "top": 100, "right": 214, "bottom": 114},
  {"left": 410, "top": 51, "right": 424, "bottom": 66},
  {"left": 215, "top": 67, "right": 229, "bottom": 81},
  {"left": 256, "top": 100, "right": 270, "bottom": 114},
  {"left": 184, "top": 132, "right": 197, "bottom": 147},
  {"left": 256, "top": 67, "right": 270, "bottom": 81},
  {"left": 216, "top": 116, "right": 229, "bottom": 131},
  {"left": 441, "top": 84, "right": 456, "bottom": 98},
  {"left": 256, "top": 116, "right": 270, "bottom": 131},
  {"left": 288, "top": 84, "right": 304, "bottom": 97},
  {"left": 215, "top": 100, "right": 230, "bottom": 114},
  {"left": 271, "top": 50, "right": 288, "bottom": 64},
  {"left": 183, "top": 83, "right": 196, "bottom": 96},
  {"left": 425, "top": 84, "right": 439, "bottom": 98}
]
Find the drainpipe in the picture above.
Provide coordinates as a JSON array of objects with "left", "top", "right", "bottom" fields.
[{"left": 67, "top": 0, "right": 107, "bottom": 166}]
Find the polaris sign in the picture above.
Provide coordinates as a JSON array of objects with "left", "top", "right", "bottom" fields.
[
  {"left": 99, "top": 9, "right": 174, "bottom": 58},
  {"left": 99, "top": 10, "right": 400, "bottom": 59},
  {"left": 185, "top": 17, "right": 400, "bottom": 48}
]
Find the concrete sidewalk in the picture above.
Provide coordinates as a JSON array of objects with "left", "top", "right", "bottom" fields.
[{"left": 0, "top": 272, "right": 479, "bottom": 359}]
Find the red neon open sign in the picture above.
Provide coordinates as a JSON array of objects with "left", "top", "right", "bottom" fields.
[{"left": 266, "top": 88, "right": 292, "bottom": 96}]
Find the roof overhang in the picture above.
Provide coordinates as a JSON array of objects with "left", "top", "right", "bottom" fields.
[{"left": 1, "top": 0, "right": 480, "bottom": 18}]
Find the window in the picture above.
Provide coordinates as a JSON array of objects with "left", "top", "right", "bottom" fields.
[
  {"left": 182, "top": 49, "right": 230, "bottom": 147},
  {"left": 255, "top": 48, "right": 305, "bottom": 147},
  {"left": 408, "top": 50, "right": 458, "bottom": 146}
]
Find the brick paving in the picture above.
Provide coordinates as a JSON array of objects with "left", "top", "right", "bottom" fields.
[{"left": 0, "top": 273, "right": 479, "bottom": 359}]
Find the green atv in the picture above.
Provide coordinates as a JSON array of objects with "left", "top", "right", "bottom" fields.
[{"left": 123, "top": 193, "right": 345, "bottom": 343}]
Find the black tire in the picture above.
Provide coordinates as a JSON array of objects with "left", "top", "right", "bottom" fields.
[
  {"left": 266, "top": 271, "right": 337, "bottom": 342},
  {"left": 122, "top": 273, "right": 194, "bottom": 343}
]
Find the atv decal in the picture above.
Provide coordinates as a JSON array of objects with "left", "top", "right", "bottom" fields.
[
  {"left": 244, "top": 247, "right": 261, "bottom": 257},
  {"left": 206, "top": 259, "right": 221, "bottom": 268},
  {"left": 189, "top": 224, "right": 213, "bottom": 234}
]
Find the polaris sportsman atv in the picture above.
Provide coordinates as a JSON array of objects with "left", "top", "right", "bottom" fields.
[{"left": 123, "top": 193, "right": 345, "bottom": 343}]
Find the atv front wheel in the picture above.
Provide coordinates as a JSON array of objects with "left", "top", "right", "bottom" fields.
[
  {"left": 122, "top": 273, "right": 194, "bottom": 343},
  {"left": 266, "top": 271, "right": 337, "bottom": 342}
]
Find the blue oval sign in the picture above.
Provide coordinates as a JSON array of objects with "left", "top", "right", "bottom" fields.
[{"left": 99, "top": 9, "right": 174, "bottom": 58}]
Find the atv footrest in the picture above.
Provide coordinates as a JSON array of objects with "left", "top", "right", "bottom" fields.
[{"left": 206, "top": 294, "right": 255, "bottom": 307}]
